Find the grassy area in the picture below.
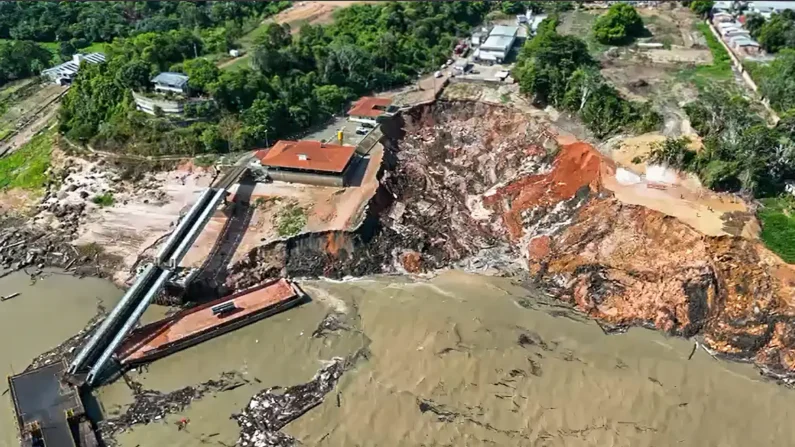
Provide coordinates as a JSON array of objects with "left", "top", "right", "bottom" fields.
[
  {"left": 758, "top": 196, "right": 795, "bottom": 264},
  {"left": 0, "top": 129, "right": 53, "bottom": 190},
  {"left": 679, "top": 22, "right": 733, "bottom": 88},
  {"left": 276, "top": 201, "right": 307, "bottom": 237},
  {"left": 557, "top": 10, "right": 610, "bottom": 56},
  {"left": 0, "top": 39, "right": 60, "bottom": 60},
  {"left": 80, "top": 42, "right": 107, "bottom": 54},
  {"left": 222, "top": 55, "right": 252, "bottom": 71},
  {"left": 91, "top": 192, "right": 115, "bottom": 207}
]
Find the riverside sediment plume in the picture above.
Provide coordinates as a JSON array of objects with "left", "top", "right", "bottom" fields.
[
  {"left": 91, "top": 273, "right": 795, "bottom": 446},
  {"left": 226, "top": 100, "right": 795, "bottom": 380}
]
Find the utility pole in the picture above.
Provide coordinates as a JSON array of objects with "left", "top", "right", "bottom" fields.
[
  {"left": 432, "top": 54, "right": 436, "bottom": 93},
  {"left": 264, "top": 129, "right": 269, "bottom": 148}
]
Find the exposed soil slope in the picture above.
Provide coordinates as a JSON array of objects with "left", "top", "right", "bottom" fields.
[{"left": 241, "top": 100, "right": 795, "bottom": 379}]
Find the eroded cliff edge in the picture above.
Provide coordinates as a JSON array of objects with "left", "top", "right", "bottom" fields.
[{"left": 227, "top": 99, "right": 795, "bottom": 380}]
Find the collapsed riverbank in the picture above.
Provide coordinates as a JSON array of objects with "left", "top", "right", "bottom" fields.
[
  {"left": 220, "top": 98, "right": 795, "bottom": 383},
  {"left": 5, "top": 85, "right": 795, "bottom": 445}
]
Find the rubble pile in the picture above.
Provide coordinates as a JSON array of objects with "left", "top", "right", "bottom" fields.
[
  {"left": 101, "top": 371, "right": 248, "bottom": 438},
  {"left": 368, "top": 100, "right": 795, "bottom": 380},
  {"left": 0, "top": 217, "right": 109, "bottom": 278},
  {"left": 233, "top": 357, "right": 345, "bottom": 447}
]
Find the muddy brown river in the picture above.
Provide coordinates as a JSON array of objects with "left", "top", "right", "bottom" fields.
[{"left": 2, "top": 270, "right": 795, "bottom": 446}]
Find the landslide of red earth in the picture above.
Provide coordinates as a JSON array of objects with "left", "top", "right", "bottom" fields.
[
  {"left": 226, "top": 100, "right": 795, "bottom": 380},
  {"left": 385, "top": 100, "right": 795, "bottom": 380}
]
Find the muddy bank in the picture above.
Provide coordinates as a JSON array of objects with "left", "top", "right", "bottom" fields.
[
  {"left": 91, "top": 273, "right": 795, "bottom": 447},
  {"left": 224, "top": 100, "right": 795, "bottom": 380},
  {"left": 0, "top": 216, "right": 117, "bottom": 280}
]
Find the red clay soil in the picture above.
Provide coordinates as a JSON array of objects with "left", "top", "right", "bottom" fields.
[
  {"left": 399, "top": 250, "right": 424, "bottom": 273},
  {"left": 484, "top": 142, "right": 610, "bottom": 240}
]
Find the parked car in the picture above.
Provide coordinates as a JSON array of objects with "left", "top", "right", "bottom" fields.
[
  {"left": 434, "top": 71, "right": 443, "bottom": 78},
  {"left": 355, "top": 127, "right": 370, "bottom": 135}
]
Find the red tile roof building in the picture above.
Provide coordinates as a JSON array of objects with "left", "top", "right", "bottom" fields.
[
  {"left": 348, "top": 96, "right": 393, "bottom": 119},
  {"left": 255, "top": 140, "right": 356, "bottom": 174}
]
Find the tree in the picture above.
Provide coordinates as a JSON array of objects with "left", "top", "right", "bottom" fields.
[
  {"left": 745, "top": 13, "right": 766, "bottom": 39},
  {"left": 592, "top": 3, "right": 645, "bottom": 45},
  {"left": 758, "top": 49, "right": 795, "bottom": 113},
  {"left": 501, "top": 2, "right": 527, "bottom": 15},
  {"left": 183, "top": 58, "right": 219, "bottom": 94},
  {"left": 758, "top": 14, "right": 793, "bottom": 53},
  {"left": 0, "top": 40, "right": 52, "bottom": 86},
  {"left": 648, "top": 137, "right": 696, "bottom": 169},
  {"left": 515, "top": 31, "right": 594, "bottom": 105},
  {"left": 115, "top": 60, "right": 153, "bottom": 91},
  {"left": 313, "top": 84, "right": 351, "bottom": 117},
  {"left": 689, "top": 1, "right": 714, "bottom": 17}
]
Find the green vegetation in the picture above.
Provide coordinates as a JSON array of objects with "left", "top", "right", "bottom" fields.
[
  {"left": 592, "top": 3, "right": 646, "bottom": 45},
  {"left": 758, "top": 196, "right": 795, "bottom": 263},
  {"left": 746, "top": 10, "right": 795, "bottom": 53},
  {"left": 514, "top": 16, "right": 661, "bottom": 138},
  {"left": 678, "top": 23, "right": 732, "bottom": 88},
  {"left": 0, "top": 40, "right": 52, "bottom": 87},
  {"left": 687, "top": 1, "right": 714, "bottom": 17},
  {"left": 647, "top": 136, "right": 695, "bottom": 169},
  {"left": 91, "top": 192, "right": 115, "bottom": 207},
  {"left": 194, "top": 154, "right": 218, "bottom": 167},
  {"left": 556, "top": 10, "right": 609, "bottom": 55},
  {"left": 60, "top": 2, "right": 492, "bottom": 157},
  {"left": 652, "top": 90, "right": 795, "bottom": 197},
  {"left": 0, "top": 130, "right": 53, "bottom": 190},
  {"left": 276, "top": 201, "right": 307, "bottom": 237},
  {"left": 757, "top": 50, "right": 795, "bottom": 113},
  {"left": 0, "top": 2, "right": 286, "bottom": 45},
  {"left": 500, "top": 1, "right": 573, "bottom": 15}
]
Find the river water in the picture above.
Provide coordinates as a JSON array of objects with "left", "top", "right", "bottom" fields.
[
  {"left": 0, "top": 270, "right": 123, "bottom": 447},
  {"left": 3, "top": 270, "right": 795, "bottom": 446}
]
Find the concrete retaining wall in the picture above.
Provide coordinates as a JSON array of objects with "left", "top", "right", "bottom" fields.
[
  {"left": 267, "top": 170, "right": 345, "bottom": 187},
  {"left": 132, "top": 91, "right": 186, "bottom": 115}
]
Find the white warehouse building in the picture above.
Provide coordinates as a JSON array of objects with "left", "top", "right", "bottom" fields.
[
  {"left": 41, "top": 53, "right": 106, "bottom": 85},
  {"left": 476, "top": 25, "right": 519, "bottom": 64}
]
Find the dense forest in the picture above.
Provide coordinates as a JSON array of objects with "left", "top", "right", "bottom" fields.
[
  {"left": 513, "top": 16, "right": 661, "bottom": 138},
  {"left": 0, "top": 1, "right": 289, "bottom": 45},
  {"left": 59, "top": 1, "right": 493, "bottom": 155},
  {"left": 0, "top": 40, "right": 52, "bottom": 86}
]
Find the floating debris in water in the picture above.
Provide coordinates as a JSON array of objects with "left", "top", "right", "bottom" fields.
[
  {"left": 233, "top": 357, "right": 346, "bottom": 447},
  {"left": 100, "top": 370, "right": 248, "bottom": 441}
]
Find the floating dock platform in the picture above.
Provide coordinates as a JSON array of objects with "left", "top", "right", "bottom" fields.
[
  {"left": 116, "top": 278, "right": 304, "bottom": 365},
  {"left": 8, "top": 361, "right": 97, "bottom": 447}
]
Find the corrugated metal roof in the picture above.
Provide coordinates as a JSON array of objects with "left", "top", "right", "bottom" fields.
[
  {"left": 151, "top": 72, "right": 190, "bottom": 88},
  {"left": 256, "top": 140, "right": 356, "bottom": 173},
  {"left": 481, "top": 35, "right": 514, "bottom": 52},
  {"left": 490, "top": 25, "right": 519, "bottom": 37},
  {"left": 41, "top": 53, "right": 105, "bottom": 77},
  {"left": 348, "top": 96, "right": 393, "bottom": 118},
  {"left": 731, "top": 36, "right": 760, "bottom": 46},
  {"left": 82, "top": 53, "right": 106, "bottom": 63}
]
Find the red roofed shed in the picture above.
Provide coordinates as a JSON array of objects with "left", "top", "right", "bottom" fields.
[
  {"left": 254, "top": 140, "right": 357, "bottom": 187},
  {"left": 348, "top": 97, "right": 393, "bottom": 124}
]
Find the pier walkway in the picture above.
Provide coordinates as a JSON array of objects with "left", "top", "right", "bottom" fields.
[{"left": 67, "top": 165, "right": 248, "bottom": 385}]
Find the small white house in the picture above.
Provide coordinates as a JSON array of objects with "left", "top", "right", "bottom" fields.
[
  {"left": 229, "top": 49, "right": 241, "bottom": 58},
  {"left": 152, "top": 72, "right": 190, "bottom": 95}
]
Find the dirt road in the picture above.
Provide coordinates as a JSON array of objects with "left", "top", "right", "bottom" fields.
[{"left": 217, "top": 1, "right": 369, "bottom": 70}]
